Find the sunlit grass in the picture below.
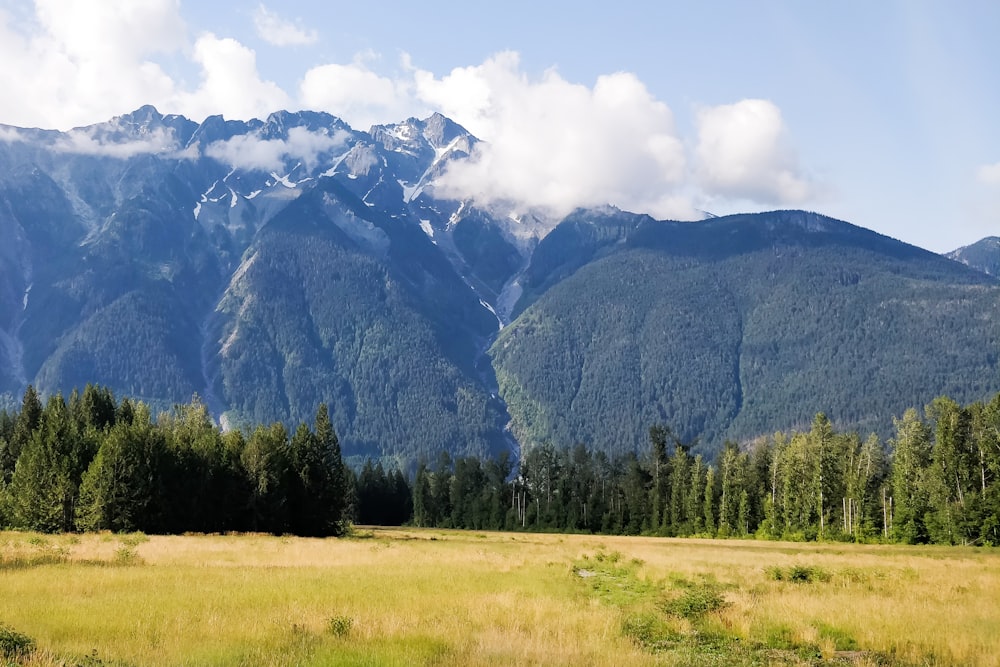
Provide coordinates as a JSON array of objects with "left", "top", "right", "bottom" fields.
[{"left": 1, "top": 529, "right": 999, "bottom": 665}]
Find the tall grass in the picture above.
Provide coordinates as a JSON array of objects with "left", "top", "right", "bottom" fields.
[{"left": 1, "top": 530, "right": 998, "bottom": 665}]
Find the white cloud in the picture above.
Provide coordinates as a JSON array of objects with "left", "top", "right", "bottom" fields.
[
  {"left": 0, "top": 3, "right": 819, "bottom": 220},
  {"left": 0, "top": 0, "right": 184, "bottom": 129},
  {"left": 412, "top": 53, "right": 694, "bottom": 220},
  {"left": 253, "top": 4, "right": 317, "bottom": 47},
  {"left": 977, "top": 162, "right": 1000, "bottom": 186},
  {"left": 176, "top": 33, "right": 291, "bottom": 123},
  {"left": 54, "top": 126, "right": 180, "bottom": 158},
  {"left": 694, "top": 99, "right": 815, "bottom": 205},
  {"left": 205, "top": 126, "right": 349, "bottom": 172},
  {"left": 299, "top": 55, "right": 421, "bottom": 130},
  {"left": 0, "top": 2, "right": 289, "bottom": 129}
]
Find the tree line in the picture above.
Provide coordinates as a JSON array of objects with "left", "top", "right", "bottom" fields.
[
  {"left": 410, "top": 395, "right": 1000, "bottom": 545},
  {"left": 0, "top": 385, "right": 377, "bottom": 536},
  {"left": 3, "top": 384, "right": 1000, "bottom": 545}
]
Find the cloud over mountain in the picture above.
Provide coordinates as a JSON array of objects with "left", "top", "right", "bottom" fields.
[
  {"left": 421, "top": 53, "right": 692, "bottom": 219},
  {"left": 204, "top": 126, "right": 350, "bottom": 172},
  {"left": 0, "top": 1, "right": 820, "bottom": 221},
  {"left": 695, "top": 99, "right": 816, "bottom": 205}
]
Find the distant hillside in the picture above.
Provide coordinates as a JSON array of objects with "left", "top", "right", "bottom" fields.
[
  {"left": 492, "top": 210, "right": 1000, "bottom": 458},
  {"left": 947, "top": 236, "right": 1000, "bottom": 276}
]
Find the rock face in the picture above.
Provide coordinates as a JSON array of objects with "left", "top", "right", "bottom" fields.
[{"left": 1, "top": 107, "right": 999, "bottom": 463}]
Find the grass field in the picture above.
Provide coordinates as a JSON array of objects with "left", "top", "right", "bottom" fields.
[{"left": 1, "top": 529, "right": 998, "bottom": 666}]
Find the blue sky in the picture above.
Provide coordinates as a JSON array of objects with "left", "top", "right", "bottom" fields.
[{"left": 0, "top": 0, "right": 997, "bottom": 252}]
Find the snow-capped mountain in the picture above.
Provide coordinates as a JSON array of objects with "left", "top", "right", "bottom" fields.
[{"left": 2, "top": 107, "right": 1000, "bottom": 465}]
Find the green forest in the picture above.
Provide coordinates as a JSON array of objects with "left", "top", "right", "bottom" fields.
[{"left": 2, "top": 384, "right": 1000, "bottom": 546}]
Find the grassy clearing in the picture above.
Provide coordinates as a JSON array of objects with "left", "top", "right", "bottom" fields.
[{"left": 1, "top": 530, "right": 998, "bottom": 665}]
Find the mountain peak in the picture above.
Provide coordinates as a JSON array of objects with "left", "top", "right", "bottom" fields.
[{"left": 946, "top": 236, "right": 1000, "bottom": 277}]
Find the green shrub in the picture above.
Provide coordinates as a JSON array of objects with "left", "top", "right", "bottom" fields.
[
  {"left": 621, "top": 613, "right": 678, "bottom": 650},
  {"left": 327, "top": 615, "right": 353, "bottom": 637},
  {"left": 113, "top": 546, "right": 143, "bottom": 566},
  {"left": 0, "top": 625, "right": 35, "bottom": 660},
  {"left": 663, "top": 582, "right": 728, "bottom": 619},
  {"left": 767, "top": 564, "right": 830, "bottom": 583}
]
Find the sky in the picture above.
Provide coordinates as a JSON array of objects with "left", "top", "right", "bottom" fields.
[{"left": 0, "top": 1, "right": 997, "bottom": 252}]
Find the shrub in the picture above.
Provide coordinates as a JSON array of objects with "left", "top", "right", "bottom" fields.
[
  {"left": 767, "top": 564, "right": 830, "bottom": 583},
  {"left": 327, "top": 615, "right": 353, "bottom": 637},
  {"left": 0, "top": 625, "right": 35, "bottom": 661},
  {"left": 663, "top": 582, "right": 728, "bottom": 619}
]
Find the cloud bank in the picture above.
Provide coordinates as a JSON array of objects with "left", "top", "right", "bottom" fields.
[{"left": 0, "top": 1, "right": 819, "bottom": 219}]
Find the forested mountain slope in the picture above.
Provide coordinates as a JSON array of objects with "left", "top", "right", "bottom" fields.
[
  {"left": 0, "top": 107, "right": 526, "bottom": 463},
  {"left": 1, "top": 107, "right": 999, "bottom": 464},
  {"left": 492, "top": 210, "right": 1000, "bottom": 458}
]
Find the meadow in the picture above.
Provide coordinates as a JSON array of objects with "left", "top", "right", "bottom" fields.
[{"left": 1, "top": 529, "right": 998, "bottom": 666}]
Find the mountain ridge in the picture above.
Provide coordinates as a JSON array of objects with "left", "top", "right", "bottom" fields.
[{"left": 1, "top": 106, "right": 999, "bottom": 464}]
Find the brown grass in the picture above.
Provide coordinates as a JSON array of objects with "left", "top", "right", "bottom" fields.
[{"left": 1, "top": 529, "right": 998, "bottom": 665}]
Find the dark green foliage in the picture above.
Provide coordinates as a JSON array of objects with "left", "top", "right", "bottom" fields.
[
  {"left": 0, "top": 386, "right": 355, "bottom": 537},
  {"left": 5, "top": 379, "right": 1000, "bottom": 548},
  {"left": 326, "top": 615, "right": 353, "bottom": 638},
  {"left": 662, "top": 579, "right": 729, "bottom": 618},
  {"left": 287, "top": 404, "right": 348, "bottom": 536},
  {"left": 0, "top": 624, "right": 35, "bottom": 661},
  {"left": 767, "top": 565, "right": 831, "bottom": 583},
  {"left": 6, "top": 394, "right": 87, "bottom": 532},
  {"left": 77, "top": 404, "right": 164, "bottom": 532},
  {"left": 355, "top": 460, "right": 411, "bottom": 526}
]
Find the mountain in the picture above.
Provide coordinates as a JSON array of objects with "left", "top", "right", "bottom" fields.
[
  {"left": 946, "top": 236, "right": 1000, "bottom": 277},
  {"left": 0, "top": 106, "right": 538, "bottom": 463},
  {"left": 492, "top": 209, "right": 1000, "bottom": 457},
  {"left": 1, "top": 107, "right": 999, "bottom": 465}
]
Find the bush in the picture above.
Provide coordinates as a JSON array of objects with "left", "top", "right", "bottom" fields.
[
  {"left": 767, "top": 564, "right": 830, "bottom": 583},
  {"left": 662, "top": 582, "right": 728, "bottom": 619},
  {"left": 0, "top": 625, "right": 35, "bottom": 660},
  {"left": 327, "top": 615, "right": 353, "bottom": 637},
  {"left": 113, "top": 546, "right": 143, "bottom": 566}
]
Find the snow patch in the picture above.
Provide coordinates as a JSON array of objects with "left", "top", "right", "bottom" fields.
[
  {"left": 270, "top": 172, "right": 296, "bottom": 188},
  {"left": 246, "top": 189, "right": 262, "bottom": 200},
  {"left": 229, "top": 190, "right": 238, "bottom": 208},
  {"left": 419, "top": 219, "right": 435, "bottom": 239},
  {"left": 480, "top": 298, "right": 503, "bottom": 330},
  {"left": 22, "top": 283, "right": 32, "bottom": 310},
  {"left": 193, "top": 202, "right": 201, "bottom": 219},
  {"left": 398, "top": 179, "right": 423, "bottom": 202}
]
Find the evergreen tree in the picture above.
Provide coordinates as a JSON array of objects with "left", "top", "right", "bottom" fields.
[
  {"left": 11, "top": 385, "right": 42, "bottom": 463},
  {"left": 412, "top": 461, "right": 432, "bottom": 527},
  {"left": 77, "top": 403, "right": 163, "bottom": 532},
  {"left": 314, "top": 404, "right": 347, "bottom": 534},
  {"left": 7, "top": 394, "right": 84, "bottom": 532}
]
